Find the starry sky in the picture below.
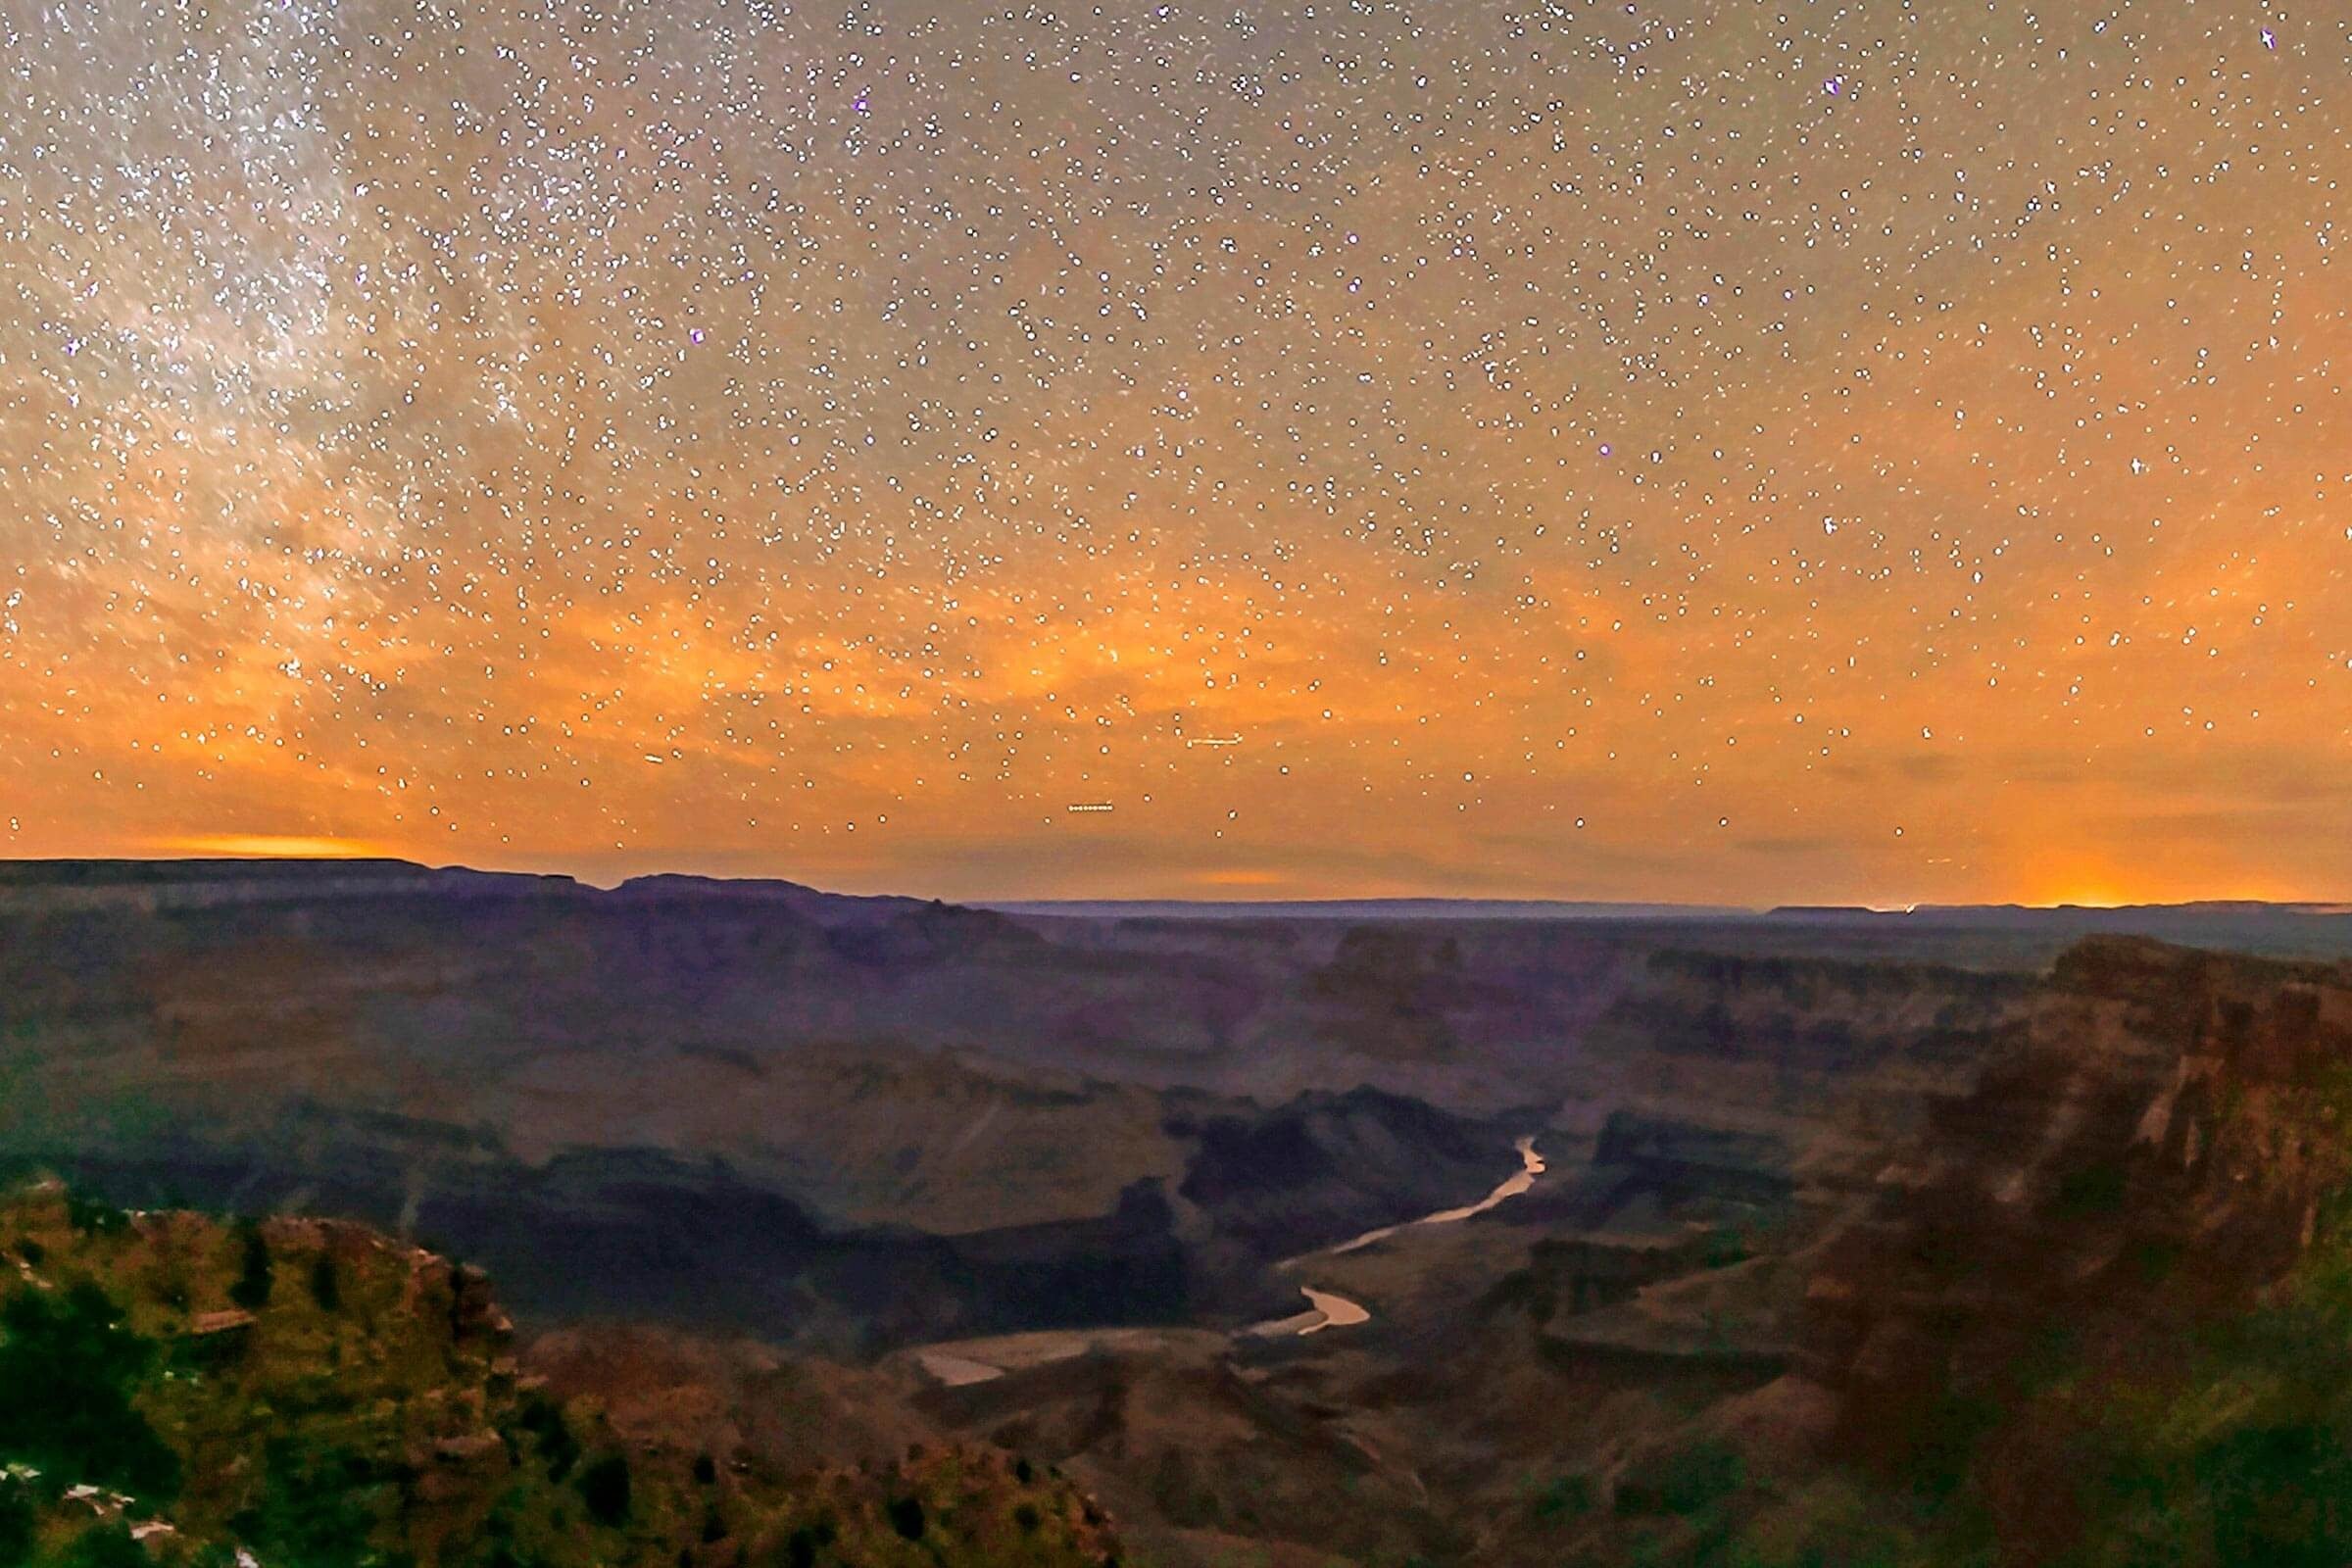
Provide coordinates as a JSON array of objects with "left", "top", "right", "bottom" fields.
[{"left": 2, "top": 0, "right": 2345, "bottom": 906}]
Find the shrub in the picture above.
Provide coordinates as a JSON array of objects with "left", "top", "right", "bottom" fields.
[
  {"left": 578, "top": 1454, "right": 632, "bottom": 1528},
  {"left": 1530, "top": 1473, "right": 1593, "bottom": 1521},
  {"left": 2049, "top": 1159, "right": 2129, "bottom": 1220},
  {"left": 777, "top": 1520, "right": 835, "bottom": 1568},
  {"left": 1615, "top": 1438, "right": 1743, "bottom": 1518},
  {"left": 54, "top": 1522, "right": 148, "bottom": 1568},
  {"left": 0, "top": 1479, "right": 31, "bottom": 1566},
  {"left": 516, "top": 1395, "right": 580, "bottom": 1481}
]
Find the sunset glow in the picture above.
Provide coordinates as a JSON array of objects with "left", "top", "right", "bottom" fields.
[
  {"left": 151, "top": 835, "right": 396, "bottom": 861},
  {"left": 1, "top": 2, "right": 2344, "bottom": 903}
]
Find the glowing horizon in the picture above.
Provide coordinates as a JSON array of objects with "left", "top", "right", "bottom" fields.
[{"left": 9, "top": 842, "right": 2338, "bottom": 914}]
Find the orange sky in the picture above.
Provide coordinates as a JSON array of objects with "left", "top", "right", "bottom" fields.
[{"left": 1, "top": 0, "right": 2345, "bottom": 904}]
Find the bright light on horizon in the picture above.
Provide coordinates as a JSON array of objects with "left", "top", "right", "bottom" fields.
[{"left": 151, "top": 835, "right": 392, "bottom": 860}]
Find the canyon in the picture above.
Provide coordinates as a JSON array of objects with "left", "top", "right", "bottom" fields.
[{"left": 5, "top": 858, "right": 2352, "bottom": 1564}]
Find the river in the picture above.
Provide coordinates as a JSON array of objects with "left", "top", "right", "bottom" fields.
[
  {"left": 1250, "top": 1135, "right": 1545, "bottom": 1337},
  {"left": 912, "top": 1136, "right": 1550, "bottom": 1376}
]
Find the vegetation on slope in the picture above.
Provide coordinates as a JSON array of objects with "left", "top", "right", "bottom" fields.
[{"left": 0, "top": 1183, "right": 1120, "bottom": 1568}]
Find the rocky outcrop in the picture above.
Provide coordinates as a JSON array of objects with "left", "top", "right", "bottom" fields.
[
  {"left": 1791, "top": 937, "right": 2352, "bottom": 1545},
  {"left": 1492, "top": 1232, "right": 1753, "bottom": 1322},
  {"left": 1593, "top": 949, "right": 2027, "bottom": 1072},
  {"left": 1171, "top": 1086, "right": 1517, "bottom": 1261},
  {"left": 1590, "top": 1112, "right": 1795, "bottom": 1206}
]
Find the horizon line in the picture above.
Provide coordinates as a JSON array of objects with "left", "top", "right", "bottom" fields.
[{"left": 2, "top": 853, "right": 2347, "bottom": 916}]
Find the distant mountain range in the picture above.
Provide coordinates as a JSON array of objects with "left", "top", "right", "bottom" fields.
[
  {"left": 986, "top": 894, "right": 2352, "bottom": 923},
  {"left": 975, "top": 897, "right": 1755, "bottom": 920},
  {"left": 7, "top": 856, "right": 2340, "bottom": 921}
]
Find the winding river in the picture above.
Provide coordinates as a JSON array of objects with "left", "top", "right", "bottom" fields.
[
  {"left": 912, "top": 1135, "right": 1550, "bottom": 1380},
  {"left": 1250, "top": 1135, "right": 1545, "bottom": 1337}
]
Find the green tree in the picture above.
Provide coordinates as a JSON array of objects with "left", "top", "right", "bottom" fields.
[
  {"left": 310, "top": 1250, "right": 342, "bottom": 1313},
  {"left": 228, "top": 1222, "right": 273, "bottom": 1311},
  {"left": 229, "top": 1435, "right": 384, "bottom": 1568},
  {"left": 63, "top": 1195, "right": 126, "bottom": 1237},
  {"left": 0, "top": 1281, "right": 179, "bottom": 1499}
]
